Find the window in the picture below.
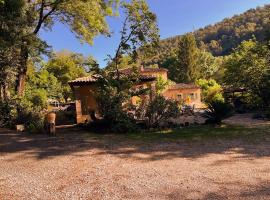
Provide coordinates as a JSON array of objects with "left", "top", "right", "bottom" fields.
[
  {"left": 189, "top": 93, "right": 195, "bottom": 100},
  {"left": 177, "top": 94, "right": 183, "bottom": 100}
]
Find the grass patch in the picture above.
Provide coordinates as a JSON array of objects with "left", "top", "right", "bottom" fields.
[
  {"left": 123, "top": 125, "right": 270, "bottom": 142},
  {"left": 79, "top": 124, "right": 270, "bottom": 144}
]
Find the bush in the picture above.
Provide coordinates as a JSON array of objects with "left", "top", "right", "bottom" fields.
[
  {"left": 0, "top": 97, "right": 46, "bottom": 133},
  {"left": 26, "top": 88, "right": 48, "bottom": 109},
  {"left": 196, "top": 79, "right": 224, "bottom": 103},
  {"left": 203, "top": 100, "right": 233, "bottom": 124},
  {"left": 0, "top": 100, "right": 15, "bottom": 127},
  {"left": 15, "top": 97, "right": 45, "bottom": 133},
  {"left": 146, "top": 95, "right": 179, "bottom": 128}
]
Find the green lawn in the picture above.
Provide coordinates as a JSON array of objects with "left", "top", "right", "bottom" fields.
[
  {"left": 123, "top": 125, "right": 269, "bottom": 142},
  {"left": 81, "top": 125, "right": 270, "bottom": 143}
]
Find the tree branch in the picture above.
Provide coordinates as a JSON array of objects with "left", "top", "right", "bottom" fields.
[{"left": 33, "top": 0, "right": 62, "bottom": 34}]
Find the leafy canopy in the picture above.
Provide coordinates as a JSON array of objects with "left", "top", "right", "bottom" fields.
[{"left": 224, "top": 39, "right": 270, "bottom": 106}]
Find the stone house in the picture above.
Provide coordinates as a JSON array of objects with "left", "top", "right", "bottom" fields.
[{"left": 69, "top": 67, "right": 202, "bottom": 124}]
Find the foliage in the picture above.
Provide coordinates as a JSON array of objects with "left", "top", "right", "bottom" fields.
[
  {"left": 197, "top": 50, "right": 223, "bottom": 79},
  {"left": 155, "top": 76, "right": 170, "bottom": 95},
  {"left": 203, "top": 99, "right": 233, "bottom": 125},
  {"left": 0, "top": 100, "right": 14, "bottom": 127},
  {"left": 94, "top": 67, "right": 142, "bottom": 133},
  {"left": 142, "top": 5, "right": 270, "bottom": 72},
  {"left": 26, "top": 64, "right": 62, "bottom": 100},
  {"left": 0, "top": 0, "right": 25, "bottom": 99},
  {"left": 196, "top": 79, "right": 224, "bottom": 103},
  {"left": 175, "top": 33, "right": 199, "bottom": 82},
  {"left": 160, "top": 40, "right": 222, "bottom": 83},
  {"left": 109, "top": 0, "right": 159, "bottom": 74},
  {"left": 15, "top": 97, "right": 45, "bottom": 133},
  {"left": 88, "top": 0, "right": 159, "bottom": 133},
  {"left": 196, "top": 79, "right": 232, "bottom": 124},
  {"left": 146, "top": 95, "right": 179, "bottom": 128},
  {"left": 45, "top": 51, "right": 92, "bottom": 101},
  {"left": 224, "top": 39, "right": 270, "bottom": 107},
  {"left": 0, "top": 0, "right": 119, "bottom": 95},
  {"left": 0, "top": 97, "right": 45, "bottom": 133}
]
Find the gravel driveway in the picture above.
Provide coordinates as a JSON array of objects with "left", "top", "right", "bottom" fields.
[{"left": 0, "top": 127, "right": 270, "bottom": 200}]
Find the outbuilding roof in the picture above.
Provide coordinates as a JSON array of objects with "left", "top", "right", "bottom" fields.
[{"left": 68, "top": 74, "right": 156, "bottom": 86}]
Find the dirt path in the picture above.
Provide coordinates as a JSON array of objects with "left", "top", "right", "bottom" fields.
[
  {"left": 224, "top": 113, "right": 270, "bottom": 127},
  {"left": 0, "top": 127, "right": 270, "bottom": 200}
]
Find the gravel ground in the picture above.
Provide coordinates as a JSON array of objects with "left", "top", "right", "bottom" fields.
[
  {"left": 0, "top": 127, "right": 270, "bottom": 200},
  {"left": 224, "top": 114, "right": 270, "bottom": 127}
]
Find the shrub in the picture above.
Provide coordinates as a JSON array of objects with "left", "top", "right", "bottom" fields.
[
  {"left": 15, "top": 97, "right": 45, "bottom": 133},
  {"left": 26, "top": 88, "right": 48, "bottom": 109},
  {"left": 0, "top": 100, "right": 15, "bottom": 127},
  {"left": 203, "top": 100, "right": 233, "bottom": 124},
  {"left": 146, "top": 95, "right": 179, "bottom": 128},
  {"left": 196, "top": 79, "right": 224, "bottom": 103}
]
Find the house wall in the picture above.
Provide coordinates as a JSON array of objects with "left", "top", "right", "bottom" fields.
[
  {"left": 73, "top": 84, "right": 98, "bottom": 124},
  {"left": 131, "top": 81, "right": 155, "bottom": 105},
  {"left": 163, "top": 88, "right": 202, "bottom": 108},
  {"left": 141, "top": 71, "right": 168, "bottom": 81}
]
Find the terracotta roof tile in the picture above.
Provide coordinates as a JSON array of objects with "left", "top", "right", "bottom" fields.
[
  {"left": 69, "top": 74, "right": 156, "bottom": 85},
  {"left": 68, "top": 76, "right": 98, "bottom": 84},
  {"left": 141, "top": 68, "right": 168, "bottom": 72}
]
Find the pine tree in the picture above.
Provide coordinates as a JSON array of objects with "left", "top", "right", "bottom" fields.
[{"left": 176, "top": 33, "right": 199, "bottom": 83}]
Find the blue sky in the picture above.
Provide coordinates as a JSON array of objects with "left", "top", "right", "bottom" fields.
[{"left": 40, "top": 0, "right": 270, "bottom": 67}]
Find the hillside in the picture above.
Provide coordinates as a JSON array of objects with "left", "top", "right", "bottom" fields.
[{"left": 143, "top": 5, "right": 270, "bottom": 66}]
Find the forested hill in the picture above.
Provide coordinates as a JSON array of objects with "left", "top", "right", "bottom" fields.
[
  {"left": 194, "top": 5, "right": 270, "bottom": 55},
  {"left": 147, "top": 4, "right": 270, "bottom": 64}
]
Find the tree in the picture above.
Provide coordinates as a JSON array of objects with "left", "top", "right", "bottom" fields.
[
  {"left": 196, "top": 79, "right": 224, "bottom": 104},
  {"left": 197, "top": 50, "right": 223, "bottom": 80},
  {"left": 91, "top": 0, "right": 159, "bottom": 133},
  {"left": 0, "top": 0, "right": 25, "bottom": 100},
  {"left": 175, "top": 33, "right": 200, "bottom": 83},
  {"left": 0, "top": 0, "right": 119, "bottom": 96},
  {"left": 145, "top": 95, "right": 179, "bottom": 128},
  {"left": 45, "top": 51, "right": 94, "bottom": 101},
  {"left": 25, "top": 62, "right": 62, "bottom": 103},
  {"left": 110, "top": 0, "right": 159, "bottom": 79},
  {"left": 224, "top": 39, "right": 270, "bottom": 108}
]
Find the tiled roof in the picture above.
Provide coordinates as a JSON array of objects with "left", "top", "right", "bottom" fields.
[
  {"left": 69, "top": 67, "right": 167, "bottom": 85},
  {"left": 141, "top": 68, "right": 168, "bottom": 72},
  {"left": 68, "top": 75, "right": 98, "bottom": 84},
  {"left": 69, "top": 74, "right": 156, "bottom": 85},
  {"left": 168, "top": 83, "right": 200, "bottom": 90},
  {"left": 119, "top": 67, "right": 168, "bottom": 74},
  {"left": 139, "top": 75, "right": 156, "bottom": 81}
]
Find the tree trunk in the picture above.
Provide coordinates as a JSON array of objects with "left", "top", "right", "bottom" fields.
[
  {"left": 0, "top": 82, "right": 9, "bottom": 101},
  {"left": 0, "top": 84, "right": 3, "bottom": 101},
  {"left": 16, "top": 43, "right": 28, "bottom": 96}
]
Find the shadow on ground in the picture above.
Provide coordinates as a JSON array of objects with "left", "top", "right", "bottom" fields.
[
  {"left": 0, "top": 126, "right": 270, "bottom": 161},
  {"left": 166, "top": 181, "right": 270, "bottom": 200}
]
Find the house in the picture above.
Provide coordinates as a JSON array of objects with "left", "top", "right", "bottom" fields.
[{"left": 69, "top": 67, "right": 202, "bottom": 124}]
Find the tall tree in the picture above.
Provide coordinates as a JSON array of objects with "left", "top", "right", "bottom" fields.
[
  {"left": 224, "top": 39, "right": 270, "bottom": 107},
  {"left": 175, "top": 33, "right": 199, "bottom": 83},
  {"left": 110, "top": 0, "right": 159, "bottom": 79},
  {"left": 0, "top": 0, "right": 119, "bottom": 96},
  {"left": 0, "top": 0, "right": 25, "bottom": 100},
  {"left": 92, "top": 0, "right": 159, "bottom": 130},
  {"left": 45, "top": 51, "right": 95, "bottom": 101}
]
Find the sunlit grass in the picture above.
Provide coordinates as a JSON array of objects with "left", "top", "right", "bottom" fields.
[
  {"left": 123, "top": 125, "right": 270, "bottom": 142},
  {"left": 80, "top": 124, "right": 270, "bottom": 144}
]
